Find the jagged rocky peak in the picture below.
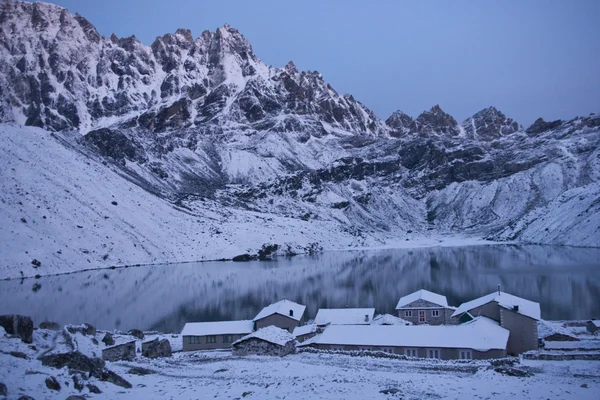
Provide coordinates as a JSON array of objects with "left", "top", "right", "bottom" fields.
[
  {"left": 414, "top": 105, "right": 460, "bottom": 137},
  {"left": 385, "top": 110, "right": 416, "bottom": 138},
  {"left": 284, "top": 61, "right": 298, "bottom": 74},
  {"left": 525, "top": 117, "right": 563, "bottom": 135},
  {"left": 462, "top": 106, "right": 519, "bottom": 140}
]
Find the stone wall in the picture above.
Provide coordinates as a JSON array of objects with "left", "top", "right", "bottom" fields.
[
  {"left": 233, "top": 338, "right": 296, "bottom": 357},
  {"left": 501, "top": 309, "right": 538, "bottom": 355},
  {"left": 255, "top": 314, "right": 299, "bottom": 332},
  {"left": 310, "top": 344, "right": 505, "bottom": 360}
]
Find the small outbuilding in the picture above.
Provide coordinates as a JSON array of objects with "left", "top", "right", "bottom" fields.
[
  {"left": 293, "top": 324, "right": 318, "bottom": 342},
  {"left": 253, "top": 299, "right": 306, "bottom": 332},
  {"left": 233, "top": 326, "right": 296, "bottom": 356}
]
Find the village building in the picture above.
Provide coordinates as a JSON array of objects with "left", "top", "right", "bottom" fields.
[
  {"left": 293, "top": 324, "right": 319, "bottom": 342},
  {"left": 395, "top": 289, "right": 457, "bottom": 325},
  {"left": 181, "top": 320, "right": 254, "bottom": 352},
  {"left": 253, "top": 299, "right": 306, "bottom": 332},
  {"left": 233, "top": 326, "right": 296, "bottom": 356},
  {"left": 302, "top": 317, "right": 509, "bottom": 360},
  {"left": 314, "top": 308, "right": 376, "bottom": 326},
  {"left": 451, "top": 291, "right": 540, "bottom": 355},
  {"left": 370, "top": 314, "right": 412, "bottom": 326},
  {"left": 586, "top": 320, "right": 600, "bottom": 334}
]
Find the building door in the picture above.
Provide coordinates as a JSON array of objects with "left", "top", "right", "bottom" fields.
[{"left": 419, "top": 310, "right": 426, "bottom": 323}]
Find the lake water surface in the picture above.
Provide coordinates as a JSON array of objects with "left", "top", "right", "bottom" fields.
[{"left": 1, "top": 245, "right": 599, "bottom": 333}]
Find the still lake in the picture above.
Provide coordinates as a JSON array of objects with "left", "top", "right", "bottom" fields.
[{"left": 1, "top": 245, "right": 599, "bottom": 333}]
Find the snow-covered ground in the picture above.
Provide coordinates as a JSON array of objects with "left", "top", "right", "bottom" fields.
[{"left": 0, "top": 325, "right": 598, "bottom": 400}]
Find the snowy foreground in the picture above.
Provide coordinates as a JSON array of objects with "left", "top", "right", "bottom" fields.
[{"left": 1, "top": 326, "right": 599, "bottom": 400}]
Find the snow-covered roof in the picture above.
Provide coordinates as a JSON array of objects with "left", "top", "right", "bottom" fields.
[
  {"left": 293, "top": 324, "right": 318, "bottom": 337},
  {"left": 590, "top": 320, "right": 600, "bottom": 328},
  {"left": 314, "top": 308, "right": 376, "bottom": 326},
  {"left": 233, "top": 326, "right": 295, "bottom": 346},
  {"left": 304, "top": 317, "right": 509, "bottom": 352},
  {"left": 370, "top": 314, "right": 412, "bottom": 326},
  {"left": 451, "top": 291, "right": 541, "bottom": 320},
  {"left": 396, "top": 289, "right": 449, "bottom": 309},
  {"left": 253, "top": 299, "right": 306, "bottom": 322},
  {"left": 181, "top": 320, "right": 254, "bottom": 336}
]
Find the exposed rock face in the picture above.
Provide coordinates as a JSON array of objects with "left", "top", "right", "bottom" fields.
[
  {"left": 414, "top": 105, "right": 460, "bottom": 137},
  {"left": 39, "top": 352, "right": 106, "bottom": 375},
  {"left": 102, "top": 341, "right": 136, "bottom": 362},
  {"left": 141, "top": 338, "right": 172, "bottom": 358},
  {"left": 128, "top": 329, "right": 144, "bottom": 339},
  {"left": 102, "top": 332, "right": 115, "bottom": 346},
  {"left": 386, "top": 110, "right": 416, "bottom": 137},
  {"left": 39, "top": 321, "right": 61, "bottom": 330},
  {"left": 0, "top": 315, "right": 33, "bottom": 343},
  {"left": 462, "top": 106, "right": 519, "bottom": 140},
  {"left": 45, "top": 376, "right": 61, "bottom": 391},
  {"left": 526, "top": 118, "right": 563, "bottom": 135},
  {"left": 66, "top": 323, "right": 96, "bottom": 336}
]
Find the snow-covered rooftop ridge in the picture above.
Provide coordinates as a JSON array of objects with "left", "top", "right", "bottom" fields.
[
  {"left": 181, "top": 320, "right": 254, "bottom": 336},
  {"left": 396, "top": 289, "right": 449, "bottom": 309},
  {"left": 370, "top": 314, "right": 412, "bottom": 326},
  {"left": 253, "top": 299, "right": 306, "bottom": 322},
  {"left": 305, "top": 316, "right": 509, "bottom": 352},
  {"left": 451, "top": 291, "right": 541, "bottom": 320},
  {"left": 314, "top": 308, "right": 376, "bottom": 325},
  {"left": 591, "top": 320, "right": 600, "bottom": 328},
  {"left": 293, "top": 324, "right": 318, "bottom": 337},
  {"left": 233, "top": 325, "right": 295, "bottom": 346}
]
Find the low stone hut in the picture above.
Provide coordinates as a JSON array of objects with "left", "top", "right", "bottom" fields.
[
  {"left": 233, "top": 326, "right": 296, "bottom": 356},
  {"left": 587, "top": 320, "right": 600, "bottom": 334}
]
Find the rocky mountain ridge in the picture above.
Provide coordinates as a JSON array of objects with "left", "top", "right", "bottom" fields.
[{"left": 0, "top": 0, "right": 599, "bottom": 277}]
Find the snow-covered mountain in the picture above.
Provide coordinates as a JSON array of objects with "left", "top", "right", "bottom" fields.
[{"left": 0, "top": 1, "right": 599, "bottom": 279}]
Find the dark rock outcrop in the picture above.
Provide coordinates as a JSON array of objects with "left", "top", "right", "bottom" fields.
[
  {"left": 102, "top": 341, "right": 136, "bottom": 362},
  {"left": 128, "top": 366, "right": 156, "bottom": 376},
  {"left": 0, "top": 382, "right": 6, "bottom": 397},
  {"left": 44, "top": 376, "right": 61, "bottom": 391},
  {"left": 526, "top": 118, "right": 562, "bottom": 135},
  {"left": 128, "top": 329, "right": 144, "bottom": 339},
  {"left": 39, "top": 321, "right": 60, "bottom": 331},
  {"left": 141, "top": 338, "right": 172, "bottom": 359},
  {"left": 385, "top": 110, "right": 416, "bottom": 137},
  {"left": 66, "top": 323, "right": 96, "bottom": 336},
  {"left": 102, "top": 332, "right": 115, "bottom": 346},
  {"left": 0, "top": 315, "right": 34, "bottom": 343},
  {"left": 415, "top": 105, "right": 460, "bottom": 137},
  {"left": 39, "top": 352, "right": 105, "bottom": 376},
  {"left": 86, "top": 384, "right": 102, "bottom": 394},
  {"left": 462, "top": 106, "right": 519, "bottom": 140}
]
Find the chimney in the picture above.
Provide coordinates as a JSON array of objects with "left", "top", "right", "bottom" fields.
[
  {"left": 497, "top": 284, "right": 501, "bottom": 295},
  {"left": 364, "top": 314, "right": 369, "bottom": 322},
  {"left": 513, "top": 305, "right": 519, "bottom": 312}
]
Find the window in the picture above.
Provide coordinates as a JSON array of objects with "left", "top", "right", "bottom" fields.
[
  {"left": 405, "top": 348, "right": 418, "bottom": 357},
  {"left": 432, "top": 310, "right": 440, "bottom": 317},
  {"left": 381, "top": 348, "right": 394, "bottom": 354},
  {"left": 222, "top": 335, "right": 233, "bottom": 343},
  {"left": 206, "top": 335, "right": 217, "bottom": 344},
  {"left": 459, "top": 350, "right": 472, "bottom": 360},
  {"left": 427, "top": 349, "right": 440, "bottom": 359},
  {"left": 419, "top": 311, "right": 426, "bottom": 322},
  {"left": 405, "top": 310, "right": 412, "bottom": 317},
  {"left": 189, "top": 336, "right": 201, "bottom": 344},
  {"left": 359, "top": 347, "right": 371, "bottom": 351},
  {"left": 331, "top": 346, "right": 344, "bottom": 351}
]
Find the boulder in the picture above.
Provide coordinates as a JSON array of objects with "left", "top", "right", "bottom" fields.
[
  {"left": 0, "top": 315, "right": 34, "bottom": 343},
  {"left": 9, "top": 351, "right": 27, "bottom": 359},
  {"left": 127, "top": 366, "right": 156, "bottom": 376},
  {"left": 102, "top": 341, "right": 136, "bottom": 362},
  {"left": 128, "top": 329, "right": 144, "bottom": 339},
  {"left": 66, "top": 323, "right": 96, "bottom": 336},
  {"left": 39, "top": 321, "right": 61, "bottom": 331},
  {"left": 141, "top": 338, "right": 172, "bottom": 359},
  {"left": 72, "top": 373, "right": 85, "bottom": 392},
  {"left": 39, "top": 351, "right": 105, "bottom": 376},
  {"left": 102, "top": 332, "right": 115, "bottom": 346},
  {"left": 86, "top": 384, "right": 102, "bottom": 394},
  {"left": 66, "top": 396, "right": 86, "bottom": 400},
  {"left": 44, "top": 376, "right": 60, "bottom": 391},
  {"left": 96, "top": 369, "right": 132, "bottom": 389},
  {"left": 0, "top": 382, "right": 6, "bottom": 397}
]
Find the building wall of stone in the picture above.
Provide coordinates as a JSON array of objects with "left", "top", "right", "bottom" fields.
[
  {"left": 464, "top": 302, "right": 501, "bottom": 322},
  {"left": 500, "top": 309, "right": 538, "bottom": 355},
  {"left": 182, "top": 333, "right": 247, "bottom": 352},
  {"left": 310, "top": 344, "right": 505, "bottom": 360},
  {"left": 255, "top": 314, "right": 300, "bottom": 332},
  {"left": 233, "top": 338, "right": 296, "bottom": 356},
  {"left": 397, "top": 300, "right": 452, "bottom": 325}
]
